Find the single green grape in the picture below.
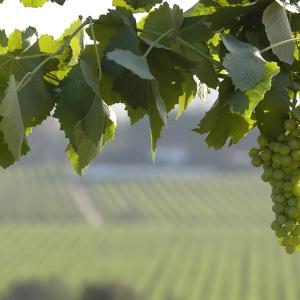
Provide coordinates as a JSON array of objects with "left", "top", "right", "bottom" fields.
[
  {"left": 291, "top": 150, "right": 300, "bottom": 161},
  {"left": 274, "top": 194, "right": 286, "bottom": 204},
  {"left": 291, "top": 236, "right": 300, "bottom": 245},
  {"left": 279, "top": 145, "right": 290, "bottom": 156},
  {"left": 278, "top": 215, "right": 288, "bottom": 225},
  {"left": 284, "top": 192, "right": 293, "bottom": 198},
  {"left": 272, "top": 204, "right": 285, "bottom": 214},
  {"left": 271, "top": 220, "right": 282, "bottom": 231},
  {"left": 274, "top": 181, "right": 284, "bottom": 189},
  {"left": 282, "top": 236, "right": 293, "bottom": 246},
  {"left": 286, "top": 245, "right": 296, "bottom": 254},
  {"left": 285, "top": 119, "right": 297, "bottom": 132},
  {"left": 288, "top": 138, "right": 300, "bottom": 150},
  {"left": 288, "top": 207, "right": 300, "bottom": 218},
  {"left": 293, "top": 182, "right": 300, "bottom": 197},
  {"left": 273, "top": 169, "right": 285, "bottom": 181},
  {"left": 286, "top": 220, "right": 296, "bottom": 231},
  {"left": 261, "top": 149, "right": 272, "bottom": 161},
  {"left": 283, "top": 182, "right": 293, "bottom": 192},
  {"left": 288, "top": 198, "right": 297, "bottom": 206},
  {"left": 292, "top": 128, "right": 300, "bottom": 137},
  {"left": 293, "top": 225, "right": 300, "bottom": 235},
  {"left": 257, "top": 135, "right": 268, "bottom": 147},
  {"left": 249, "top": 148, "right": 259, "bottom": 158},
  {"left": 281, "top": 155, "right": 293, "bottom": 167},
  {"left": 276, "top": 227, "right": 288, "bottom": 237},
  {"left": 251, "top": 157, "right": 262, "bottom": 168},
  {"left": 261, "top": 173, "right": 270, "bottom": 182}
]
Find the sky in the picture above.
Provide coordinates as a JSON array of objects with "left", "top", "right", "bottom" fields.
[{"left": 0, "top": 0, "right": 197, "bottom": 36}]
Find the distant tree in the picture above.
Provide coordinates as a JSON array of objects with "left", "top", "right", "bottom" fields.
[
  {"left": 81, "top": 282, "right": 141, "bottom": 300},
  {"left": 1, "top": 279, "right": 72, "bottom": 300}
]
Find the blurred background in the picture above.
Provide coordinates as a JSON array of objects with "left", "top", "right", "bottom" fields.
[{"left": 1, "top": 1, "right": 300, "bottom": 300}]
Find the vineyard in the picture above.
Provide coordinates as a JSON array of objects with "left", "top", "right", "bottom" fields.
[{"left": 0, "top": 164, "right": 300, "bottom": 299}]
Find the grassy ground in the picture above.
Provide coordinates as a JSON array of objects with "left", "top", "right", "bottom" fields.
[{"left": 0, "top": 164, "right": 299, "bottom": 300}]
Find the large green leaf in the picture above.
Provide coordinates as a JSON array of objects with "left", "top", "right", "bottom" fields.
[
  {"left": 255, "top": 72, "right": 291, "bottom": 139},
  {"left": 0, "top": 76, "right": 28, "bottom": 161},
  {"left": 86, "top": 7, "right": 136, "bottom": 54},
  {"left": 54, "top": 60, "right": 114, "bottom": 174},
  {"left": 195, "top": 78, "right": 254, "bottom": 149},
  {"left": 263, "top": 2, "right": 295, "bottom": 65},
  {"left": 223, "top": 35, "right": 266, "bottom": 91},
  {"left": 140, "top": 2, "right": 184, "bottom": 44},
  {"left": 228, "top": 61, "right": 280, "bottom": 118},
  {"left": 139, "top": 2, "right": 218, "bottom": 88}
]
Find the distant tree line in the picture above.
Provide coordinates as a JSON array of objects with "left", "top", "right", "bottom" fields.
[{"left": 1, "top": 279, "right": 142, "bottom": 300}]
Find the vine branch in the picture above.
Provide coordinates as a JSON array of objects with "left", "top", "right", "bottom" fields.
[
  {"left": 17, "top": 18, "right": 90, "bottom": 92},
  {"left": 88, "top": 17, "right": 102, "bottom": 81},
  {"left": 260, "top": 37, "right": 300, "bottom": 54}
]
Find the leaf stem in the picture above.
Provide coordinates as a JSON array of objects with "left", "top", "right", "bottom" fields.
[
  {"left": 142, "top": 28, "right": 175, "bottom": 59},
  {"left": 260, "top": 37, "right": 300, "bottom": 54},
  {"left": 176, "top": 36, "right": 224, "bottom": 69},
  {"left": 88, "top": 17, "right": 102, "bottom": 81},
  {"left": 17, "top": 18, "right": 90, "bottom": 93},
  {"left": 137, "top": 28, "right": 223, "bottom": 69},
  {"left": 137, "top": 28, "right": 169, "bottom": 36},
  {"left": 15, "top": 53, "right": 50, "bottom": 60}
]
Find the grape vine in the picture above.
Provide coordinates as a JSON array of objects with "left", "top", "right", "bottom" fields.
[{"left": 2, "top": 0, "right": 300, "bottom": 252}]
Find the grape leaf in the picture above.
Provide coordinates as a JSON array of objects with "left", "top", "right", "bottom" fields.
[
  {"left": 140, "top": 2, "right": 184, "bottom": 44},
  {"left": 223, "top": 35, "right": 266, "bottom": 91},
  {"left": 148, "top": 81, "right": 167, "bottom": 159},
  {"left": 40, "top": 19, "right": 83, "bottom": 84},
  {"left": 140, "top": 2, "right": 218, "bottom": 88},
  {"left": 86, "top": 7, "right": 136, "bottom": 55},
  {"left": 19, "top": 0, "right": 48, "bottom": 7},
  {"left": 179, "top": 16, "right": 214, "bottom": 43},
  {"left": 146, "top": 48, "right": 187, "bottom": 111},
  {"left": 112, "top": 70, "right": 166, "bottom": 156},
  {"left": 0, "top": 29, "right": 54, "bottom": 129},
  {"left": 255, "top": 72, "right": 291, "bottom": 139},
  {"left": 55, "top": 60, "right": 112, "bottom": 174},
  {"left": 177, "top": 73, "right": 197, "bottom": 118},
  {"left": 66, "top": 107, "right": 116, "bottom": 175},
  {"left": 93, "top": 12, "right": 140, "bottom": 77},
  {"left": 185, "top": 0, "right": 263, "bottom": 31},
  {"left": 195, "top": 78, "right": 254, "bottom": 149},
  {"left": 228, "top": 61, "right": 280, "bottom": 119},
  {"left": 180, "top": 42, "right": 219, "bottom": 88},
  {"left": 19, "top": 0, "right": 65, "bottom": 6},
  {"left": 107, "top": 49, "right": 154, "bottom": 80},
  {"left": 263, "top": 2, "right": 295, "bottom": 65},
  {"left": 113, "top": 0, "right": 162, "bottom": 12},
  {"left": 0, "top": 76, "right": 28, "bottom": 161}
]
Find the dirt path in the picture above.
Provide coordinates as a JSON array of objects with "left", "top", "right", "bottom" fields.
[{"left": 69, "top": 178, "right": 104, "bottom": 227}]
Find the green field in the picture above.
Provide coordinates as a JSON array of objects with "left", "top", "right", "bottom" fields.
[{"left": 1, "top": 164, "right": 300, "bottom": 299}]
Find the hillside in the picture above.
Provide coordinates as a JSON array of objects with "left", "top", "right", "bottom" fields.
[{"left": 1, "top": 165, "right": 300, "bottom": 300}]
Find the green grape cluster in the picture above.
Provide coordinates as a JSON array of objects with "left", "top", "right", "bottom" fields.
[{"left": 249, "top": 117, "right": 300, "bottom": 254}]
